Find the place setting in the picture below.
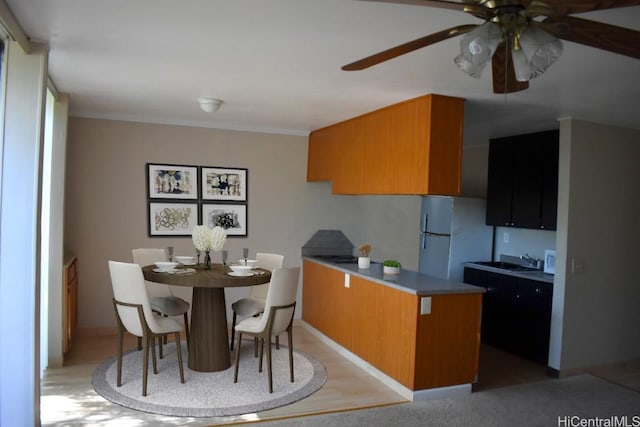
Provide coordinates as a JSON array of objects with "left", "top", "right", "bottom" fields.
[
  {"left": 152, "top": 258, "right": 197, "bottom": 276},
  {"left": 224, "top": 248, "right": 267, "bottom": 277}
]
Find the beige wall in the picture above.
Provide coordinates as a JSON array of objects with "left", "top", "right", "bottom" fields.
[
  {"left": 550, "top": 119, "right": 640, "bottom": 372},
  {"left": 65, "top": 118, "right": 439, "bottom": 329}
]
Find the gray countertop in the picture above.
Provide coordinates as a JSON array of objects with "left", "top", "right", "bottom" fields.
[
  {"left": 464, "top": 262, "right": 555, "bottom": 284},
  {"left": 303, "top": 256, "right": 485, "bottom": 296}
]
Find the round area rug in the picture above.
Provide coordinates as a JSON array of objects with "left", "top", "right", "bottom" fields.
[{"left": 92, "top": 340, "right": 327, "bottom": 417}]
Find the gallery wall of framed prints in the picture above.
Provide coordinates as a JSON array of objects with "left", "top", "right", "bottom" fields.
[{"left": 146, "top": 163, "right": 248, "bottom": 237}]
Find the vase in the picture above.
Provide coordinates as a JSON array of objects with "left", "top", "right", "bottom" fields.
[
  {"left": 358, "top": 256, "right": 370, "bottom": 269},
  {"left": 383, "top": 265, "right": 400, "bottom": 275},
  {"left": 204, "top": 251, "right": 211, "bottom": 270}
]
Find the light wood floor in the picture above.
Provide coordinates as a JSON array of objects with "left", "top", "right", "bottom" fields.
[{"left": 41, "top": 321, "right": 640, "bottom": 426}]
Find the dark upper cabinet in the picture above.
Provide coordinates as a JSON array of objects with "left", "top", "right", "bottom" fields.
[{"left": 486, "top": 130, "right": 559, "bottom": 230}]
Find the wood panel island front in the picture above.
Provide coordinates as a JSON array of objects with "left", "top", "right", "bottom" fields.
[{"left": 302, "top": 257, "right": 485, "bottom": 401}]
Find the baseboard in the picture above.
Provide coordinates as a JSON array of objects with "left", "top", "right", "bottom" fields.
[
  {"left": 300, "top": 321, "right": 472, "bottom": 402},
  {"left": 551, "top": 358, "right": 640, "bottom": 379}
]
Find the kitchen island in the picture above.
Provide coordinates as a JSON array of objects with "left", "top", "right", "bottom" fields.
[{"left": 302, "top": 257, "right": 484, "bottom": 401}]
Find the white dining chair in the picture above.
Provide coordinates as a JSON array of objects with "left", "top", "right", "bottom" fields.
[
  {"left": 229, "top": 252, "right": 284, "bottom": 352},
  {"left": 233, "top": 267, "right": 300, "bottom": 393},
  {"left": 108, "top": 260, "right": 185, "bottom": 396},
  {"left": 132, "top": 248, "right": 190, "bottom": 351}
]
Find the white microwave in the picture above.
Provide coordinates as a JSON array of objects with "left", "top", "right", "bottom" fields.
[{"left": 544, "top": 249, "right": 556, "bottom": 275}]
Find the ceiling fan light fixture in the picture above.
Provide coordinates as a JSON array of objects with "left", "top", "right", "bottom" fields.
[
  {"left": 458, "top": 22, "right": 502, "bottom": 63},
  {"left": 511, "top": 48, "right": 534, "bottom": 82},
  {"left": 198, "top": 97, "right": 224, "bottom": 113},
  {"left": 454, "top": 54, "right": 487, "bottom": 78},
  {"left": 512, "top": 26, "right": 563, "bottom": 81}
]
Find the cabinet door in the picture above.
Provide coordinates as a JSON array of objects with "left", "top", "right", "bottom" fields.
[
  {"left": 463, "top": 267, "right": 488, "bottom": 287},
  {"left": 302, "top": 260, "right": 353, "bottom": 348},
  {"left": 510, "top": 137, "right": 543, "bottom": 228},
  {"left": 301, "top": 260, "right": 326, "bottom": 329},
  {"left": 486, "top": 139, "right": 514, "bottom": 226},
  {"left": 307, "top": 94, "right": 463, "bottom": 195},
  {"left": 486, "top": 130, "right": 559, "bottom": 229},
  {"left": 515, "top": 279, "right": 553, "bottom": 363},
  {"left": 539, "top": 131, "right": 559, "bottom": 230},
  {"left": 64, "top": 257, "right": 78, "bottom": 355},
  {"left": 307, "top": 127, "right": 336, "bottom": 182},
  {"left": 483, "top": 272, "right": 519, "bottom": 349}
]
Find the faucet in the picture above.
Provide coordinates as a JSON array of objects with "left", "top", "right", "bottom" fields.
[{"left": 521, "top": 254, "right": 543, "bottom": 269}]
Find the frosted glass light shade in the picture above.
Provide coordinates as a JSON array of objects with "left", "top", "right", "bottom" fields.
[
  {"left": 454, "top": 54, "right": 488, "bottom": 79},
  {"left": 512, "top": 26, "right": 563, "bottom": 82},
  {"left": 198, "top": 98, "right": 223, "bottom": 113},
  {"left": 454, "top": 22, "right": 502, "bottom": 78}
]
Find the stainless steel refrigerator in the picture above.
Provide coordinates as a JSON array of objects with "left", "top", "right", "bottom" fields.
[{"left": 419, "top": 196, "right": 493, "bottom": 282}]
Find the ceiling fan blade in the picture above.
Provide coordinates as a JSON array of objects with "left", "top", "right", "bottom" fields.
[
  {"left": 360, "top": 0, "right": 476, "bottom": 12},
  {"left": 537, "top": 0, "right": 640, "bottom": 16},
  {"left": 361, "top": 0, "right": 492, "bottom": 19},
  {"left": 544, "top": 16, "right": 640, "bottom": 60},
  {"left": 342, "top": 24, "right": 476, "bottom": 70},
  {"left": 492, "top": 42, "right": 529, "bottom": 94}
]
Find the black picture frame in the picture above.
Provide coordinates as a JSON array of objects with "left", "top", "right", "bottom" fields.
[
  {"left": 201, "top": 203, "right": 248, "bottom": 237},
  {"left": 148, "top": 201, "right": 199, "bottom": 236},
  {"left": 200, "top": 166, "right": 248, "bottom": 202},
  {"left": 147, "top": 163, "right": 199, "bottom": 200}
]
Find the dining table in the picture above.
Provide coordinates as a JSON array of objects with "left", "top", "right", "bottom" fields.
[{"left": 142, "top": 263, "right": 271, "bottom": 372}]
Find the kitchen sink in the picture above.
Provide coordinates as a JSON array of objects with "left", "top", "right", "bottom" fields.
[{"left": 472, "top": 261, "right": 539, "bottom": 272}]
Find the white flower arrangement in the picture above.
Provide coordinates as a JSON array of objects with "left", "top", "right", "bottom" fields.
[{"left": 192, "top": 225, "right": 227, "bottom": 252}]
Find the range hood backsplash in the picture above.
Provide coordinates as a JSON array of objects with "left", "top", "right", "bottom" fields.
[{"left": 301, "top": 230, "right": 354, "bottom": 257}]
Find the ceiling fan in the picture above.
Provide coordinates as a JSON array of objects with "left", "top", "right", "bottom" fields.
[{"left": 342, "top": 0, "right": 640, "bottom": 93}]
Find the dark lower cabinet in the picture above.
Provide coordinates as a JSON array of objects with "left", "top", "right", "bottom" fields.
[{"left": 464, "top": 267, "right": 552, "bottom": 364}]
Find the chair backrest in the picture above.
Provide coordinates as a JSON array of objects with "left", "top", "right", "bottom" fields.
[
  {"left": 108, "top": 260, "right": 162, "bottom": 336},
  {"left": 250, "top": 252, "right": 285, "bottom": 299},
  {"left": 259, "top": 267, "right": 300, "bottom": 336},
  {"left": 132, "top": 248, "right": 168, "bottom": 266},
  {"left": 132, "top": 248, "right": 171, "bottom": 298}
]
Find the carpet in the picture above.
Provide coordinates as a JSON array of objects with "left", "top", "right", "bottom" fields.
[
  {"left": 91, "top": 339, "right": 327, "bottom": 417},
  {"left": 254, "top": 374, "right": 640, "bottom": 427}
]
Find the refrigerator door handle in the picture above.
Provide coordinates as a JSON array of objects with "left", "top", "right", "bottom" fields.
[
  {"left": 421, "top": 213, "right": 451, "bottom": 248},
  {"left": 424, "top": 231, "right": 451, "bottom": 238},
  {"left": 421, "top": 214, "right": 428, "bottom": 249}
]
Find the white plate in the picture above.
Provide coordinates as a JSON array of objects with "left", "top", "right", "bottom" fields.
[
  {"left": 227, "top": 271, "right": 253, "bottom": 277},
  {"left": 180, "top": 262, "right": 196, "bottom": 266},
  {"left": 166, "top": 268, "right": 196, "bottom": 275},
  {"left": 153, "top": 268, "right": 176, "bottom": 273}
]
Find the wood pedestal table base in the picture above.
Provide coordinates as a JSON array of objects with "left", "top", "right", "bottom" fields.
[{"left": 142, "top": 263, "right": 271, "bottom": 372}]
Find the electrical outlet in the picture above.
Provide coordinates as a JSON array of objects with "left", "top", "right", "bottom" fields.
[
  {"left": 503, "top": 231, "right": 510, "bottom": 243},
  {"left": 572, "top": 258, "right": 584, "bottom": 274},
  {"left": 420, "top": 297, "right": 431, "bottom": 315},
  {"left": 344, "top": 273, "right": 350, "bottom": 288}
]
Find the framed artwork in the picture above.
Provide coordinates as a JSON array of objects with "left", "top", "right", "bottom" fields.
[
  {"left": 147, "top": 163, "right": 198, "bottom": 200},
  {"left": 148, "top": 202, "right": 199, "bottom": 236},
  {"left": 201, "top": 167, "right": 247, "bottom": 201},
  {"left": 202, "top": 203, "right": 247, "bottom": 236}
]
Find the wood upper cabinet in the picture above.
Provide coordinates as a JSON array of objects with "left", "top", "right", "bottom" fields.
[{"left": 307, "top": 94, "right": 464, "bottom": 195}]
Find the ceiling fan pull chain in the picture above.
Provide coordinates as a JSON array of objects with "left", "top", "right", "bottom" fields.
[{"left": 503, "top": 39, "right": 509, "bottom": 108}]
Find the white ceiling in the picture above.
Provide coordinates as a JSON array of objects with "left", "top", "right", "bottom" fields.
[{"left": 7, "top": 0, "right": 640, "bottom": 143}]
